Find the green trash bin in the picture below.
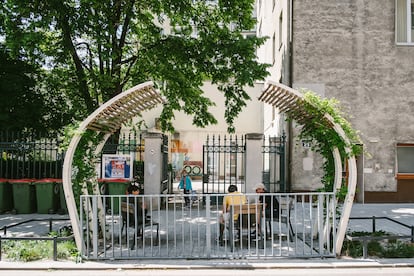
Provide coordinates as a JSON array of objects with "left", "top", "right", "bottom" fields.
[
  {"left": 106, "top": 178, "right": 130, "bottom": 215},
  {"left": 9, "top": 178, "right": 37, "bottom": 214},
  {"left": 34, "top": 178, "right": 60, "bottom": 214},
  {"left": 0, "top": 178, "right": 13, "bottom": 214}
]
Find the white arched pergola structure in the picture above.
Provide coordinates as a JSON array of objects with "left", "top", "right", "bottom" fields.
[
  {"left": 258, "top": 80, "right": 357, "bottom": 254},
  {"left": 62, "top": 81, "right": 165, "bottom": 250}
]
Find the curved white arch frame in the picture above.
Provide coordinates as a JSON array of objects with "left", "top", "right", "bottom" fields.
[
  {"left": 62, "top": 81, "right": 164, "bottom": 250},
  {"left": 258, "top": 80, "right": 357, "bottom": 255}
]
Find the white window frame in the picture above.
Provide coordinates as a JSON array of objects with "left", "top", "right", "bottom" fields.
[{"left": 395, "top": 0, "right": 414, "bottom": 45}]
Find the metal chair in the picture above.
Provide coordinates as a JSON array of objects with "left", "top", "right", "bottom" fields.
[
  {"left": 228, "top": 203, "right": 263, "bottom": 251},
  {"left": 121, "top": 201, "right": 159, "bottom": 249}
]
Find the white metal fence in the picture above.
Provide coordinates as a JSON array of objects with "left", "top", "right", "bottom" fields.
[{"left": 80, "top": 192, "right": 336, "bottom": 260}]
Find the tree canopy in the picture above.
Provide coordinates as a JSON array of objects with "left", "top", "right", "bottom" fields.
[
  {"left": 1, "top": 0, "right": 269, "bottom": 133},
  {"left": 0, "top": 46, "right": 72, "bottom": 133}
]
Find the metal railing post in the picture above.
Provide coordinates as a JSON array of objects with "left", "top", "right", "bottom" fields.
[
  {"left": 372, "top": 216, "right": 376, "bottom": 233},
  {"left": 92, "top": 196, "right": 99, "bottom": 259},
  {"left": 362, "top": 238, "right": 368, "bottom": 259},
  {"left": 205, "top": 194, "right": 211, "bottom": 257},
  {"left": 53, "top": 236, "right": 57, "bottom": 261}
]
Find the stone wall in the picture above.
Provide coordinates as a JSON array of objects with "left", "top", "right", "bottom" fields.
[{"left": 291, "top": 0, "right": 414, "bottom": 196}]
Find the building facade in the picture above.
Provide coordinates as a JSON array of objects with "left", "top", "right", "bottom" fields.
[
  {"left": 135, "top": 81, "right": 264, "bottom": 180},
  {"left": 257, "top": 0, "right": 414, "bottom": 202}
]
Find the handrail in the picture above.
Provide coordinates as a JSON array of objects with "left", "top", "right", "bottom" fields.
[
  {"left": 0, "top": 217, "right": 70, "bottom": 236},
  {"left": 346, "top": 216, "right": 414, "bottom": 259},
  {"left": 348, "top": 216, "right": 414, "bottom": 238},
  {"left": 0, "top": 217, "right": 72, "bottom": 261}
]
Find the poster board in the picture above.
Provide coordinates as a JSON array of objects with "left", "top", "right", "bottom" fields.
[{"left": 102, "top": 153, "right": 133, "bottom": 180}]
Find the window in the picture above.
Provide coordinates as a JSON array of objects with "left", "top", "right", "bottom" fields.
[
  {"left": 396, "top": 143, "right": 414, "bottom": 178},
  {"left": 396, "top": 0, "right": 414, "bottom": 44}
]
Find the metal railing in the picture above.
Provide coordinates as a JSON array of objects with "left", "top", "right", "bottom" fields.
[
  {"left": 80, "top": 192, "right": 336, "bottom": 260},
  {"left": 0, "top": 217, "right": 72, "bottom": 261},
  {"left": 345, "top": 216, "right": 414, "bottom": 258}
]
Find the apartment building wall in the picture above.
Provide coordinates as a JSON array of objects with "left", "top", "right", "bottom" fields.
[
  {"left": 258, "top": 0, "right": 414, "bottom": 202},
  {"left": 257, "top": 0, "right": 291, "bottom": 138}
]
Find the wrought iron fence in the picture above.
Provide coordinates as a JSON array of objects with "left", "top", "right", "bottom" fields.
[
  {"left": 0, "top": 131, "right": 63, "bottom": 179},
  {"left": 0, "top": 131, "right": 147, "bottom": 181}
]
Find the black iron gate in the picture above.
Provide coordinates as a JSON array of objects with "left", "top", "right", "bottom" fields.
[
  {"left": 202, "top": 135, "right": 246, "bottom": 197},
  {"left": 202, "top": 134, "right": 287, "bottom": 200},
  {"left": 262, "top": 134, "right": 286, "bottom": 192}
]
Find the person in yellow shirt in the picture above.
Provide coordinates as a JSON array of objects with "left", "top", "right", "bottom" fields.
[{"left": 218, "top": 184, "right": 247, "bottom": 245}]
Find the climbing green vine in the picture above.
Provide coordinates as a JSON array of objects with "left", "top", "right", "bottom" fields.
[
  {"left": 60, "top": 123, "right": 104, "bottom": 209},
  {"left": 292, "top": 90, "right": 362, "bottom": 197}
]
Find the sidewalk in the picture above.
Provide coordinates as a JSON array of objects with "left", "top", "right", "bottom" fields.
[{"left": 1, "top": 203, "right": 413, "bottom": 270}]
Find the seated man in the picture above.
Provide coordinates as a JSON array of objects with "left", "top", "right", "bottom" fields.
[
  {"left": 255, "top": 183, "right": 280, "bottom": 238},
  {"left": 124, "top": 184, "right": 148, "bottom": 225},
  {"left": 218, "top": 184, "right": 247, "bottom": 245}
]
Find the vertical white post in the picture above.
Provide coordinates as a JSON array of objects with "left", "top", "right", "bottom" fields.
[
  {"left": 144, "top": 132, "right": 164, "bottom": 209},
  {"left": 245, "top": 133, "right": 264, "bottom": 193}
]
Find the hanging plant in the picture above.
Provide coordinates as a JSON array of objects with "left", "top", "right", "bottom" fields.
[{"left": 290, "top": 89, "right": 362, "bottom": 197}]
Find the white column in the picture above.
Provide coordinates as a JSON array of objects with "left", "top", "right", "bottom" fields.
[
  {"left": 144, "top": 132, "right": 163, "bottom": 208},
  {"left": 245, "top": 133, "right": 264, "bottom": 193}
]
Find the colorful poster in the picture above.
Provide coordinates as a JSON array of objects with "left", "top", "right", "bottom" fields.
[{"left": 102, "top": 154, "right": 133, "bottom": 180}]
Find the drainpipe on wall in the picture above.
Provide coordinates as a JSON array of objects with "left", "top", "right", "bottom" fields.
[{"left": 286, "top": 0, "right": 294, "bottom": 192}]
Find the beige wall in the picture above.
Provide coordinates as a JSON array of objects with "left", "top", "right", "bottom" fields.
[{"left": 133, "top": 81, "right": 264, "bottom": 175}]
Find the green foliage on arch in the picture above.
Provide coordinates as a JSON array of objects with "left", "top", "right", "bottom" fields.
[{"left": 292, "top": 90, "right": 362, "bottom": 194}]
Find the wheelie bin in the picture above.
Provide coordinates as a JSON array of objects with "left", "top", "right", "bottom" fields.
[
  {"left": 0, "top": 178, "right": 13, "bottom": 213},
  {"left": 9, "top": 178, "right": 37, "bottom": 214},
  {"left": 34, "top": 178, "right": 59, "bottom": 214},
  {"left": 106, "top": 178, "right": 130, "bottom": 215}
]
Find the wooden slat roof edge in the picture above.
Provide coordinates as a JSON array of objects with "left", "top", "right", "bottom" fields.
[{"left": 84, "top": 81, "right": 164, "bottom": 133}]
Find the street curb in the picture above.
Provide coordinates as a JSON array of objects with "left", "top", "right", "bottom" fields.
[{"left": 1, "top": 258, "right": 414, "bottom": 270}]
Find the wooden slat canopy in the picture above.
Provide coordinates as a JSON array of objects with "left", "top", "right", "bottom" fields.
[
  {"left": 85, "top": 82, "right": 164, "bottom": 133},
  {"left": 62, "top": 81, "right": 164, "bottom": 250},
  {"left": 258, "top": 80, "right": 357, "bottom": 255}
]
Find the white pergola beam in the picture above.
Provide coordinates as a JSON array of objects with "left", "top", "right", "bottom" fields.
[
  {"left": 259, "top": 80, "right": 357, "bottom": 255},
  {"left": 62, "top": 81, "right": 164, "bottom": 251}
]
